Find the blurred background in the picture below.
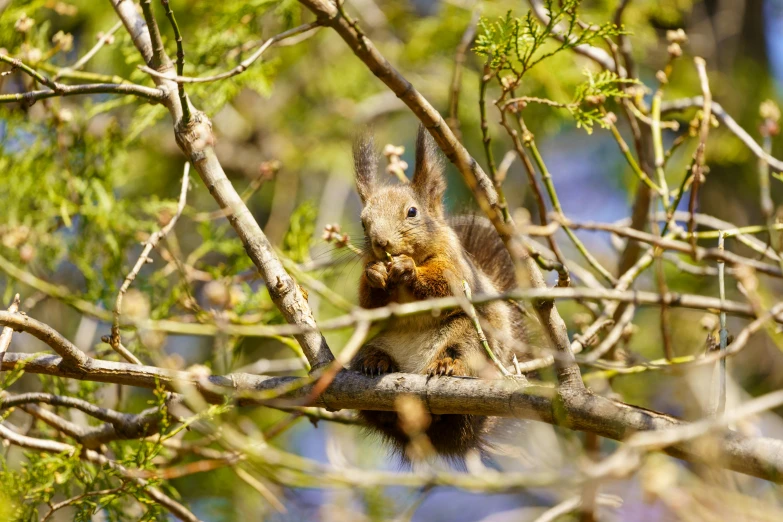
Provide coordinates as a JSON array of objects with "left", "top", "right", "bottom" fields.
[{"left": 2, "top": 0, "right": 783, "bottom": 520}]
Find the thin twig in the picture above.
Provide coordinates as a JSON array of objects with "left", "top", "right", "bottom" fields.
[
  {"left": 650, "top": 209, "right": 674, "bottom": 360},
  {"left": 140, "top": 22, "right": 321, "bottom": 84},
  {"left": 714, "top": 232, "right": 727, "bottom": 416},
  {"left": 110, "top": 163, "right": 190, "bottom": 363},
  {"left": 160, "top": 0, "right": 191, "bottom": 122},
  {"left": 0, "top": 82, "right": 164, "bottom": 105},
  {"left": 602, "top": 107, "right": 663, "bottom": 195},
  {"left": 40, "top": 486, "right": 128, "bottom": 522},
  {"left": 139, "top": 0, "right": 170, "bottom": 70},
  {"left": 479, "top": 65, "right": 505, "bottom": 218},
  {"left": 522, "top": 125, "right": 616, "bottom": 285},
  {"left": 661, "top": 96, "right": 783, "bottom": 172},
  {"left": 687, "top": 58, "right": 713, "bottom": 254},
  {"left": 561, "top": 218, "right": 783, "bottom": 279},
  {"left": 53, "top": 21, "right": 123, "bottom": 81},
  {"left": 582, "top": 305, "right": 635, "bottom": 363},
  {"left": 612, "top": 0, "right": 635, "bottom": 78},
  {"left": 446, "top": 7, "right": 480, "bottom": 141},
  {"left": 461, "top": 281, "right": 512, "bottom": 376},
  {"left": 497, "top": 91, "right": 570, "bottom": 282},
  {"left": 533, "top": 494, "right": 623, "bottom": 522}
]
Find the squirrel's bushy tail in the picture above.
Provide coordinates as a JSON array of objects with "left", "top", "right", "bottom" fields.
[
  {"left": 358, "top": 410, "right": 494, "bottom": 462},
  {"left": 449, "top": 215, "right": 517, "bottom": 292}
]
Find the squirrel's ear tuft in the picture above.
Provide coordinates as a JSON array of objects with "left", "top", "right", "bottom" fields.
[
  {"left": 353, "top": 131, "right": 377, "bottom": 204},
  {"left": 412, "top": 125, "right": 446, "bottom": 217}
]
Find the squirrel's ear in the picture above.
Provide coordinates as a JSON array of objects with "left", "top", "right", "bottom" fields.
[
  {"left": 412, "top": 125, "right": 445, "bottom": 217},
  {"left": 353, "top": 132, "right": 377, "bottom": 204}
]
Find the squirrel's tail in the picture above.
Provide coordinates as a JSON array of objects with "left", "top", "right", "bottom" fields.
[
  {"left": 358, "top": 410, "right": 493, "bottom": 463},
  {"left": 449, "top": 215, "right": 517, "bottom": 292}
]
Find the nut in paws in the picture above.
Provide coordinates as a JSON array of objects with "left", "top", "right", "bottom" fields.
[{"left": 365, "top": 261, "right": 388, "bottom": 289}]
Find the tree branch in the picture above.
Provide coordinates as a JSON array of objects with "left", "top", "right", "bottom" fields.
[
  {"left": 110, "top": 162, "right": 190, "bottom": 364},
  {"left": 3, "top": 392, "right": 168, "bottom": 448},
  {"left": 3, "top": 350, "right": 783, "bottom": 483},
  {"left": 0, "top": 294, "right": 19, "bottom": 364},
  {"left": 0, "top": 82, "right": 164, "bottom": 105}
]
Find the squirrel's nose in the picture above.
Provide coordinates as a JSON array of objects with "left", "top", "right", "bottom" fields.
[{"left": 373, "top": 238, "right": 389, "bottom": 249}]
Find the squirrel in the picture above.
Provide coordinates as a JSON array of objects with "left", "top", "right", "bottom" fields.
[{"left": 349, "top": 125, "right": 530, "bottom": 461}]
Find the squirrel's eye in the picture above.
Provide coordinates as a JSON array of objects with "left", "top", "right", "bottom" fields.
[{"left": 407, "top": 207, "right": 418, "bottom": 218}]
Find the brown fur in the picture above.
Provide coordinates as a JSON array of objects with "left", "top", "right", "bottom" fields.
[{"left": 349, "top": 125, "right": 529, "bottom": 461}]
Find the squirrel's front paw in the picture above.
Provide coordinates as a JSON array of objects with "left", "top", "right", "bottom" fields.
[
  {"left": 387, "top": 254, "right": 417, "bottom": 285},
  {"left": 364, "top": 261, "right": 388, "bottom": 289},
  {"left": 426, "top": 356, "right": 468, "bottom": 377},
  {"left": 358, "top": 350, "right": 398, "bottom": 376}
]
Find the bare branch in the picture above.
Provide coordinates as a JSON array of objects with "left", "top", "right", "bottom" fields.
[
  {"left": 53, "top": 21, "right": 123, "bottom": 81},
  {"left": 561, "top": 218, "right": 783, "bottom": 278},
  {"left": 532, "top": 494, "right": 623, "bottom": 522},
  {"left": 687, "top": 58, "right": 713, "bottom": 251},
  {"left": 0, "top": 82, "right": 164, "bottom": 105},
  {"left": 110, "top": 163, "right": 190, "bottom": 364},
  {"left": 139, "top": 0, "right": 171, "bottom": 71},
  {"left": 3, "top": 350, "right": 783, "bottom": 483},
  {"left": 446, "top": 7, "right": 480, "bottom": 141},
  {"left": 2, "top": 392, "right": 168, "bottom": 448},
  {"left": 0, "top": 312, "right": 89, "bottom": 369}
]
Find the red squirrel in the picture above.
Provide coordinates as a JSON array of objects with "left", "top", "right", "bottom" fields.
[{"left": 349, "top": 126, "right": 530, "bottom": 460}]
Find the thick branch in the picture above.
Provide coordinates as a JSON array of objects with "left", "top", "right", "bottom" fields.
[
  {"left": 3, "top": 392, "right": 167, "bottom": 448},
  {"left": 3, "top": 351, "right": 783, "bottom": 483}
]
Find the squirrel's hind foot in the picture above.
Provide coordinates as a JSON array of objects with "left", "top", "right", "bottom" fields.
[
  {"left": 357, "top": 348, "right": 399, "bottom": 377},
  {"left": 426, "top": 353, "right": 469, "bottom": 377}
]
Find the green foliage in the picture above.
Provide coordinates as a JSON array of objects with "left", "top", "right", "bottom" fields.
[
  {"left": 0, "top": 0, "right": 776, "bottom": 518},
  {"left": 474, "top": 1, "right": 622, "bottom": 76},
  {"left": 569, "top": 69, "right": 639, "bottom": 133},
  {"left": 282, "top": 202, "right": 317, "bottom": 264}
]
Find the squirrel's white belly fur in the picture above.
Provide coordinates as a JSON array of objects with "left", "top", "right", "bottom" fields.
[{"left": 373, "top": 321, "right": 449, "bottom": 374}]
